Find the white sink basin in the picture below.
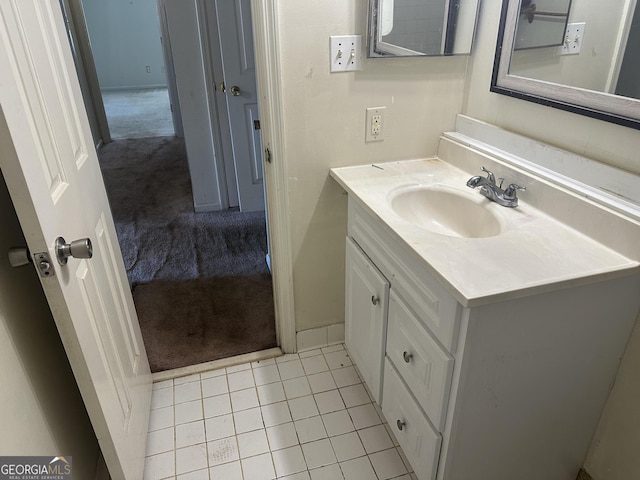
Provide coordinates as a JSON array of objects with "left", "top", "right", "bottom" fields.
[{"left": 389, "top": 185, "right": 502, "bottom": 238}]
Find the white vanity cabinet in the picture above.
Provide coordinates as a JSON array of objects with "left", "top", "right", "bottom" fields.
[{"left": 344, "top": 196, "right": 640, "bottom": 480}]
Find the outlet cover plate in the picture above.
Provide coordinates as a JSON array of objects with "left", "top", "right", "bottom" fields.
[
  {"left": 330, "top": 35, "right": 362, "bottom": 72},
  {"left": 366, "top": 106, "right": 386, "bottom": 142}
]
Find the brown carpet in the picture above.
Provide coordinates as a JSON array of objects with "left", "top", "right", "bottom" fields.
[
  {"left": 98, "top": 136, "right": 276, "bottom": 372},
  {"left": 133, "top": 274, "right": 276, "bottom": 372}
]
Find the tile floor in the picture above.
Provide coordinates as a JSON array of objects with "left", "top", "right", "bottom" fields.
[{"left": 144, "top": 344, "right": 417, "bottom": 480}]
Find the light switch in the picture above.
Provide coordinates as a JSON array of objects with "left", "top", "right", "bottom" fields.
[
  {"left": 558, "top": 22, "right": 586, "bottom": 56},
  {"left": 330, "top": 35, "right": 362, "bottom": 72}
]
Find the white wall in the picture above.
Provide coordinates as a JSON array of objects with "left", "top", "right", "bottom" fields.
[
  {"left": 463, "top": 1, "right": 640, "bottom": 478},
  {"left": 276, "top": 0, "right": 469, "bottom": 333},
  {"left": 82, "top": 0, "right": 167, "bottom": 90},
  {"left": 0, "top": 169, "right": 99, "bottom": 478}
]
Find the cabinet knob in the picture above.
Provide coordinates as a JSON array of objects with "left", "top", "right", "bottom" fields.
[
  {"left": 403, "top": 351, "right": 413, "bottom": 363},
  {"left": 371, "top": 295, "right": 379, "bottom": 306},
  {"left": 396, "top": 419, "right": 406, "bottom": 431}
]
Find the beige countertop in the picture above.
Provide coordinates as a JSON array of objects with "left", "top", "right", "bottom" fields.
[{"left": 330, "top": 158, "right": 640, "bottom": 307}]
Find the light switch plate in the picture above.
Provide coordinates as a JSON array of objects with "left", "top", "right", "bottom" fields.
[
  {"left": 558, "top": 22, "right": 586, "bottom": 55},
  {"left": 330, "top": 35, "right": 362, "bottom": 72}
]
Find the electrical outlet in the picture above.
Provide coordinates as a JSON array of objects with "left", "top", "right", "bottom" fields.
[
  {"left": 558, "top": 22, "right": 586, "bottom": 55},
  {"left": 366, "top": 107, "right": 385, "bottom": 142},
  {"left": 145, "top": 65, "right": 151, "bottom": 73}
]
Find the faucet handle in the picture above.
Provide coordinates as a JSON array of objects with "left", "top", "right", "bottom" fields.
[
  {"left": 504, "top": 183, "right": 525, "bottom": 199},
  {"left": 480, "top": 166, "right": 495, "bottom": 184}
]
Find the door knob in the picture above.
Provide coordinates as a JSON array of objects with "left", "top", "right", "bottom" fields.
[
  {"left": 8, "top": 247, "right": 31, "bottom": 268},
  {"left": 55, "top": 237, "right": 93, "bottom": 265},
  {"left": 230, "top": 85, "right": 241, "bottom": 96}
]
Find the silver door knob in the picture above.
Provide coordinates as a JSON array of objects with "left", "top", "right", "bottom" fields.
[
  {"left": 397, "top": 419, "right": 406, "bottom": 431},
  {"left": 8, "top": 247, "right": 31, "bottom": 268},
  {"left": 403, "top": 351, "right": 413, "bottom": 363},
  {"left": 230, "top": 85, "right": 241, "bottom": 96},
  {"left": 56, "top": 237, "right": 93, "bottom": 265}
]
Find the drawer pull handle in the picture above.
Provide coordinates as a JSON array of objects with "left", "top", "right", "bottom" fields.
[
  {"left": 371, "top": 295, "right": 379, "bottom": 306},
  {"left": 403, "top": 351, "right": 413, "bottom": 363},
  {"left": 397, "top": 419, "right": 406, "bottom": 431}
]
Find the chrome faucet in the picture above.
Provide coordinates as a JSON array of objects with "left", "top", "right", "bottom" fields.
[{"left": 466, "top": 167, "right": 525, "bottom": 208}]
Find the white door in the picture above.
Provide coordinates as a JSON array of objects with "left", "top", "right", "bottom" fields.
[
  {"left": 345, "top": 237, "right": 390, "bottom": 404},
  {"left": 215, "top": 0, "right": 265, "bottom": 212},
  {"left": 0, "top": 3, "right": 151, "bottom": 480}
]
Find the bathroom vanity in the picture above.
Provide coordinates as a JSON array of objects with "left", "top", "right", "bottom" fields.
[{"left": 330, "top": 129, "right": 640, "bottom": 480}]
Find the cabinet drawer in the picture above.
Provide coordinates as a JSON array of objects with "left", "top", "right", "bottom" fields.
[
  {"left": 348, "top": 198, "right": 460, "bottom": 352},
  {"left": 383, "top": 360, "right": 441, "bottom": 480},
  {"left": 387, "top": 291, "right": 454, "bottom": 432}
]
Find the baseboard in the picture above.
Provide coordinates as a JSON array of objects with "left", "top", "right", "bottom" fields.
[
  {"left": 296, "top": 323, "right": 345, "bottom": 351},
  {"left": 576, "top": 468, "right": 594, "bottom": 480}
]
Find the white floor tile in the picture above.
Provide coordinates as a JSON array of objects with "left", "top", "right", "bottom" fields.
[
  {"left": 240, "top": 452, "right": 275, "bottom": 480},
  {"left": 174, "top": 373, "right": 201, "bottom": 386},
  {"left": 301, "top": 439, "right": 337, "bottom": 470},
  {"left": 301, "top": 355, "right": 329, "bottom": 375},
  {"left": 233, "top": 407, "right": 264, "bottom": 433},
  {"left": 151, "top": 387, "right": 174, "bottom": 410},
  {"left": 176, "top": 444, "right": 208, "bottom": 475},
  {"left": 368, "top": 448, "right": 408, "bottom": 479},
  {"left": 177, "top": 468, "right": 208, "bottom": 480},
  {"left": 257, "top": 382, "right": 286, "bottom": 405},
  {"left": 280, "top": 471, "right": 311, "bottom": 480},
  {"left": 204, "top": 414, "right": 235, "bottom": 442},
  {"left": 288, "top": 396, "right": 319, "bottom": 421},
  {"left": 314, "top": 390, "right": 345, "bottom": 415},
  {"left": 307, "top": 372, "right": 337, "bottom": 394},
  {"left": 272, "top": 445, "right": 307, "bottom": 477},
  {"left": 357, "top": 425, "right": 394, "bottom": 454},
  {"left": 266, "top": 422, "right": 299, "bottom": 451},
  {"left": 144, "top": 451, "right": 175, "bottom": 480},
  {"left": 283, "top": 377, "right": 312, "bottom": 399},
  {"left": 261, "top": 401, "right": 292, "bottom": 427},
  {"left": 276, "top": 353, "right": 300, "bottom": 364},
  {"left": 175, "top": 399, "right": 204, "bottom": 425},
  {"left": 339, "top": 456, "right": 377, "bottom": 480},
  {"left": 298, "top": 349, "right": 323, "bottom": 359},
  {"left": 310, "top": 463, "right": 344, "bottom": 480},
  {"left": 227, "top": 363, "right": 252, "bottom": 373},
  {"left": 252, "top": 357, "right": 276, "bottom": 367},
  {"left": 175, "top": 382, "right": 202, "bottom": 404},
  {"left": 230, "top": 387, "right": 259, "bottom": 412},
  {"left": 339, "top": 385, "right": 370, "bottom": 408},
  {"left": 203, "top": 394, "right": 232, "bottom": 419},
  {"left": 146, "top": 427, "right": 175, "bottom": 456},
  {"left": 209, "top": 460, "right": 242, "bottom": 480},
  {"left": 278, "top": 359, "right": 306, "bottom": 380},
  {"left": 149, "top": 405, "right": 174, "bottom": 432},
  {"left": 330, "top": 432, "right": 365, "bottom": 462},
  {"left": 321, "top": 344, "right": 344, "bottom": 354},
  {"left": 201, "top": 368, "right": 226, "bottom": 380},
  {"left": 202, "top": 376, "right": 228, "bottom": 398},
  {"left": 228, "top": 369, "right": 255, "bottom": 392},
  {"left": 348, "top": 404, "right": 381, "bottom": 430},
  {"left": 331, "top": 367, "right": 361, "bottom": 388},
  {"left": 176, "top": 420, "right": 206, "bottom": 449},
  {"left": 324, "top": 351, "right": 353, "bottom": 370},
  {"left": 253, "top": 365, "right": 281, "bottom": 386},
  {"left": 237, "top": 429, "right": 270, "bottom": 458},
  {"left": 294, "top": 416, "right": 327, "bottom": 444},
  {"left": 207, "top": 437, "right": 240, "bottom": 467},
  {"left": 322, "top": 410, "right": 355, "bottom": 437}
]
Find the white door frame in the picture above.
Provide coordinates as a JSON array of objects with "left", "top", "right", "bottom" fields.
[{"left": 251, "top": 0, "right": 296, "bottom": 353}]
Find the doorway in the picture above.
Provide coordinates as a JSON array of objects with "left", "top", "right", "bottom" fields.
[{"left": 73, "top": 0, "right": 277, "bottom": 372}]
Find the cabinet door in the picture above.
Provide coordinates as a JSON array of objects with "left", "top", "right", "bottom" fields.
[{"left": 345, "top": 236, "right": 390, "bottom": 404}]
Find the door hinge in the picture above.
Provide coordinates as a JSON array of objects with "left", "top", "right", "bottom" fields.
[
  {"left": 265, "top": 147, "right": 272, "bottom": 164},
  {"left": 254, "top": 120, "right": 261, "bottom": 130}
]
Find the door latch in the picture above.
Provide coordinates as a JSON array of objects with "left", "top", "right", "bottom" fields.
[{"left": 34, "top": 251, "right": 55, "bottom": 278}]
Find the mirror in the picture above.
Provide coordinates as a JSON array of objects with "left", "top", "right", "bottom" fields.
[
  {"left": 492, "top": 0, "right": 640, "bottom": 130},
  {"left": 367, "top": 0, "right": 481, "bottom": 57},
  {"left": 513, "top": 0, "right": 571, "bottom": 50}
]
